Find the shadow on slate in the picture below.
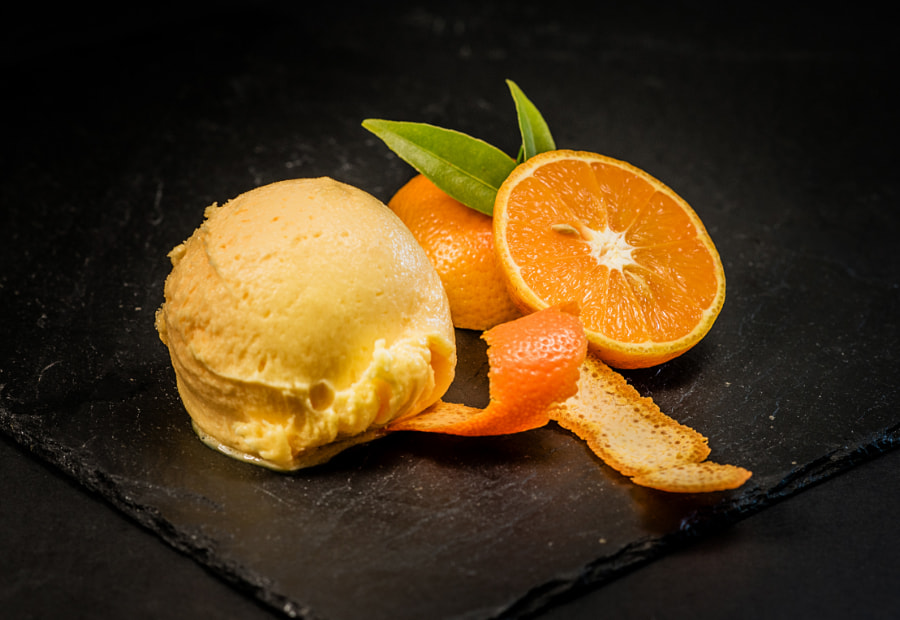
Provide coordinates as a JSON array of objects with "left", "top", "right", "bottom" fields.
[{"left": 2, "top": 2, "right": 899, "bottom": 619}]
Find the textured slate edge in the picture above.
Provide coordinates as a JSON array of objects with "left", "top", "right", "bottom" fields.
[
  {"left": 2, "top": 405, "right": 898, "bottom": 620},
  {"left": 0, "top": 409, "right": 316, "bottom": 620},
  {"left": 496, "top": 424, "right": 900, "bottom": 619}
]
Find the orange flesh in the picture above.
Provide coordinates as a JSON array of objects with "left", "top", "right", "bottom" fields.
[{"left": 501, "top": 157, "right": 722, "bottom": 347}]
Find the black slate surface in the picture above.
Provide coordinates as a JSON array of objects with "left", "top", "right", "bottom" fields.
[
  {"left": 5, "top": 432, "right": 900, "bottom": 620},
  {"left": 2, "top": 3, "right": 898, "bottom": 619}
]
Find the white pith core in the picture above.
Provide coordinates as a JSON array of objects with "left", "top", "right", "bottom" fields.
[{"left": 585, "top": 226, "right": 636, "bottom": 271}]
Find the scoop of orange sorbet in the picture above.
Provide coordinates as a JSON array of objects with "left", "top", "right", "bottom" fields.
[{"left": 155, "top": 178, "right": 456, "bottom": 470}]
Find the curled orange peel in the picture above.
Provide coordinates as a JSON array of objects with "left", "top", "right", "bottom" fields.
[
  {"left": 388, "top": 303, "right": 587, "bottom": 436},
  {"left": 387, "top": 304, "right": 750, "bottom": 494},
  {"left": 550, "top": 352, "right": 752, "bottom": 493}
]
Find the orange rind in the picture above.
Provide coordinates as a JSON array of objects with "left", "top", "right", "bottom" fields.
[
  {"left": 630, "top": 462, "right": 752, "bottom": 493},
  {"left": 389, "top": 303, "right": 587, "bottom": 436},
  {"left": 389, "top": 174, "right": 522, "bottom": 330},
  {"left": 551, "top": 352, "right": 751, "bottom": 493}
]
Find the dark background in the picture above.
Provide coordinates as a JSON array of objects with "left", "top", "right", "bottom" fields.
[{"left": 3, "top": 3, "right": 898, "bottom": 618}]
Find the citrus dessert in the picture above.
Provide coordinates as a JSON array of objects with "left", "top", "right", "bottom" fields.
[
  {"left": 155, "top": 178, "right": 456, "bottom": 470},
  {"left": 388, "top": 174, "right": 521, "bottom": 330},
  {"left": 493, "top": 150, "right": 726, "bottom": 369}
]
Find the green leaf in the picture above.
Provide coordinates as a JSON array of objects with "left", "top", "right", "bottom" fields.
[
  {"left": 507, "top": 79, "right": 555, "bottom": 160},
  {"left": 362, "top": 119, "right": 516, "bottom": 216}
]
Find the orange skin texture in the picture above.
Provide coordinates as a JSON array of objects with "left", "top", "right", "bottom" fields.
[
  {"left": 389, "top": 174, "right": 522, "bottom": 331},
  {"left": 389, "top": 303, "right": 587, "bottom": 436}
]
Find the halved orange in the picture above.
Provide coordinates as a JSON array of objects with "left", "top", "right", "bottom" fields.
[{"left": 493, "top": 150, "right": 726, "bottom": 369}]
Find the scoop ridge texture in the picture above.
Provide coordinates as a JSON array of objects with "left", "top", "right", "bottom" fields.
[{"left": 156, "top": 178, "right": 456, "bottom": 470}]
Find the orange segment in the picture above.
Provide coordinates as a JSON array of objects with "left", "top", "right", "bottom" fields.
[
  {"left": 389, "top": 174, "right": 522, "bottom": 330},
  {"left": 494, "top": 150, "right": 726, "bottom": 368},
  {"left": 388, "top": 304, "right": 587, "bottom": 436}
]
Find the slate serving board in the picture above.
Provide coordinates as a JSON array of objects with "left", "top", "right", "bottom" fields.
[{"left": 3, "top": 3, "right": 898, "bottom": 619}]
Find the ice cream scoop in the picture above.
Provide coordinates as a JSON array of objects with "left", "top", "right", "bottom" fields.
[{"left": 155, "top": 178, "right": 456, "bottom": 470}]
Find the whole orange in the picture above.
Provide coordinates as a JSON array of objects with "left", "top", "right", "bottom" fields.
[{"left": 388, "top": 174, "right": 522, "bottom": 331}]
